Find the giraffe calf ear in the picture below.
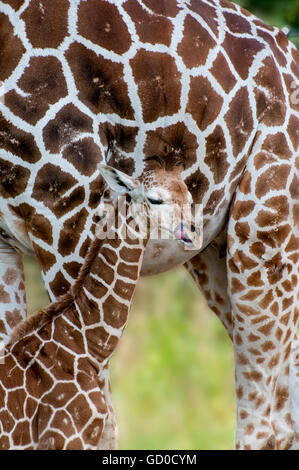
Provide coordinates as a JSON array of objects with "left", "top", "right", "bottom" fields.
[{"left": 98, "top": 164, "right": 139, "bottom": 195}]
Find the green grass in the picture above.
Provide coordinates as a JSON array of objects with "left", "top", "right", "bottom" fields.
[{"left": 24, "top": 257, "right": 235, "bottom": 450}]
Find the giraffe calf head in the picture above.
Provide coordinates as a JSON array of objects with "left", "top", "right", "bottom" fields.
[{"left": 97, "top": 164, "right": 202, "bottom": 275}]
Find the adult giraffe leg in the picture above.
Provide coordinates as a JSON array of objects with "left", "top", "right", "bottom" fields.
[
  {"left": 185, "top": 233, "right": 299, "bottom": 449},
  {"left": 226, "top": 163, "right": 298, "bottom": 450},
  {"left": 0, "top": 239, "right": 26, "bottom": 346}
]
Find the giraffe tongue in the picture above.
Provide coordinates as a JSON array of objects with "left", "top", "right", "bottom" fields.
[{"left": 174, "top": 223, "right": 192, "bottom": 244}]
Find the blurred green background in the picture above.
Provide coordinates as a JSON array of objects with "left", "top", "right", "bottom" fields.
[{"left": 23, "top": 0, "right": 299, "bottom": 450}]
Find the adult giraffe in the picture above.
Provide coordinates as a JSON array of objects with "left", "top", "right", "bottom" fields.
[{"left": 0, "top": 0, "right": 298, "bottom": 449}]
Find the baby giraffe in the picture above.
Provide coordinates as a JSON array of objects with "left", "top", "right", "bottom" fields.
[{"left": 0, "top": 164, "right": 198, "bottom": 450}]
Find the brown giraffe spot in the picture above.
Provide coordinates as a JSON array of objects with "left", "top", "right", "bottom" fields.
[
  {"left": 124, "top": 0, "right": 173, "bottom": 46},
  {"left": 234, "top": 222, "right": 250, "bottom": 243},
  {"left": 203, "top": 189, "right": 225, "bottom": 216},
  {"left": 7, "top": 388, "right": 26, "bottom": 419},
  {"left": 38, "top": 430, "right": 65, "bottom": 450},
  {"left": 66, "top": 394, "right": 92, "bottom": 431},
  {"left": 230, "top": 277, "right": 245, "bottom": 293},
  {"left": 229, "top": 155, "right": 248, "bottom": 184},
  {"left": 234, "top": 251, "right": 258, "bottom": 270},
  {"left": 2, "top": 268, "right": 17, "bottom": 285},
  {"left": 0, "top": 285, "right": 10, "bottom": 303},
  {"left": 131, "top": 50, "right": 181, "bottom": 123},
  {"left": 254, "top": 56, "right": 286, "bottom": 126},
  {"left": 264, "top": 253, "right": 287, "bottom": 284},
  {"left": 258, "top": 291, "right": 274, "bottom": 309},
  {"left": 178, "top": 15, "right": 216, "bottom": 69},
  {"left": 0, "top": 114, "right": 42, "bottom": 162},
  {"left": 144, "top": 123, "right": 197, "bottom": 171},
  {"left": 275, "top": 386, "right": 289, "bottom": 412},
  {"left": 114, "top": 279, "right": 136, "bottom": 301},
  {"left": 50, "top": 347, "right": 75, "bottom": 381},
  {"left": 287, "top": 115, "right": 299, "bottom": 152},
  {"left": 236, "top": 304, "right": 259, "bottom": 316},
  {"left": 0, "top": 13, "right": 25, "bottom": 81},
  {"left": 240, "top": 290, "right": 263, "bottom": 301},
  {"left": 32, "top": 163, "right": 78, "bottom": 210},
  {"left": 244, "top": 424, "right": 254, "bottom": 435},
  {"left": 102, "top": 295, "right": 128, "bottom": 329},
  {"left": 255, "top": 164, "right": 290, "bottom": 198},
  {"left": 63, "top": 138, "right": 101, "bottom": 177},
  {"left": 6, "top": 56, "right": 68, "bottom": 125},
  {"left": 32, "top": 243, "right": 56, "bottom": 273},
  {"left": 188, "top": 76, "right": 223, "bottom": 131},
  {"left": 224, "top": 87, "right": 254, "bottom": 157},
  {"left": 43, "top": 104, "right": 93, "bottom": 154},
  {"left": 2, "top": 0, "right": 24, "bottom": 9},
  {"left": 43, "top": 382, "right": 78, "bottom": 408},
  {"left": 239, "top": 171, "right": 251, "bottom": 195},
  {"left": 290, "top": 174, "right": 299, "bottom": 200},
  {"left": 223, "top": 12, "right": 252, "bottom": 34},
  {"left": 0, "top": 410, "right": 14, "bottom": 433},
  {"left": 281, "top": 280, "right": 293, "bottom": 292},
  {"left": 257, "top": 225, "right": 291, "bottom": 249},
  {"left": 84, "top": 276, "right": 108, "bottom": 300},
  {"left": 12, "top": 420, "right": 31, "bottom": 446},
  {"left": 232, "top": 201, "right": 255, "bottom": 220},
  {"left": 79, "top": 237, "right": 92, "bottom": 259},
  {"left": 66, "top": 42, "right": 134, "bottom": 119},
  {"left": 243, "top": 370, "right": 263, "bottom": 382},
  {"left": 51, "top": 410, "right": 76, "bottom": 438},
  {"left": 0, "top": 320, "right": 7, "bottom": 335},
  {"left": 66, "top": 438, "right": 84, "bottom": 450},
  {"left": 247, "top": 333, "right": 260, "bottom": 343},
  {"left": 262, "top": 133, "right": 292, "bottom": 160},
  {"left": 142, "top": 0, "right": 180, "bottom": 17},
  {"left": 204, "top": 126, "right": 230, "bottom": 183},
  {"left": 21, "top": 0, "right": 68, "bottom": 48},
  {"left": 78, "top": 0, "right": 131, "bottom": 54},
  {"left": 0, "top": 159, "right": 30, "bottom": 200},
  {"left": 240, "top": 410, "right": 249, "bottom": 420},
  {"left": 63, "top": 262, "right": 82, "bottom": 280},
  {"left": 53, "top": 319, "right": 85, "bottom": 356},
  {"left": 257, "top": 321, "right": 275, "bottom": 336},
  {"left": 256, "top": 29, "right": 287, "bottom": 68},
  {"left": 223, "top": 33, "right": 263, "bottom": 80},
  {"left": 25, "top": 362, "right": 54, "bottom": 399},
  {"left": 101, "top": 246, "right": 118, "bottom": 266},
  {"left": 282, "top": 297, "right": 293, "bottom": 311},
  {"left": 235, "top": 333, "right": 243, "bottom": 346},
  {"left": 254, "top": 152, "right": 278, "bottom": 170},
  {"left": 49, "top": 272, "right": 71, "bottom": 297},
  {"left": 189, "top": 0, "right": 219, "bottom": 36},
  {"left": 99, "top": 122, "right": 139, "bottom": 154},
  {"left": 5, "top": 309, "right": 23, "bottom": 329},
  {"left": 185, "top": 168, "right": 210, "bottom": 204},
  {"left": 236, "top": 385, "right": 243, "bottom": 399},
  {"left": 91, "top": 258, "right": 115, "bottom": 285},
  {"left": 83, "top": 418, "right": 104, "bottom": 447},
  {"left": 210, "top": 52, "right": 237, "bottom": 94},
  {"left": 53, "top": 187, "right": 86, "bottom": 219},
  {"left": 255, "top": 196, "right": 289, "bottom": 227}
]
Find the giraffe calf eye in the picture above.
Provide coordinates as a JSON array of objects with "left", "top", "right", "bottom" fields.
[{"left": 147, "top": 197, "right": 163, "bottom": 205}]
